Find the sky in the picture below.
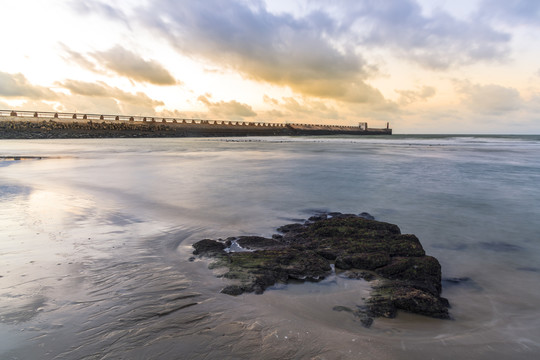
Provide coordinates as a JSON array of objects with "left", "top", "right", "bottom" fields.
[{"left": 1, "top": 0, "right": 539, "bottom": 134}]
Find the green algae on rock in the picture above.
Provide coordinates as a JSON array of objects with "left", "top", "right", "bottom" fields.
[{"left": 192, "top": 213, "right": 450, "bottom": 325}]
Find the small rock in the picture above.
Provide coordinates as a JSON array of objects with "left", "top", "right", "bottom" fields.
[
  {"left": 192, "top": 239, "right": 226, "bottom": 256},
  {"left": 221, "top": 285, "right": 245, "bottom": 296},
  {"left": 360, "top": 316, "right": 374, "bottom": 328}
]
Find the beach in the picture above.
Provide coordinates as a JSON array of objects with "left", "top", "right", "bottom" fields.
[{"left": 1, "top": 136, "right": 539, "bottom": 359}]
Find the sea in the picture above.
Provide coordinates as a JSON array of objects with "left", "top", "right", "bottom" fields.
[{"left": 0, "top": 135, "right": 539, "bottom": 359}]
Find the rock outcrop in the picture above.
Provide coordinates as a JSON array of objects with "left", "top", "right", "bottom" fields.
[{"left": 192, "top": 213, "right": 450, "bottom": 326}]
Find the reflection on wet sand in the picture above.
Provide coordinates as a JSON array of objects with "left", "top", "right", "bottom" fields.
[{"left": 1, "top": 137, "right": 540, "bottom": 359}]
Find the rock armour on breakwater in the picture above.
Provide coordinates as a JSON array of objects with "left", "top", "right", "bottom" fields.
[
  {"left": 0, "top": 119, "right": 391, "bottom": 139},
  {"left": 192, "top": 212, "right": 450, "bottom": 327}
]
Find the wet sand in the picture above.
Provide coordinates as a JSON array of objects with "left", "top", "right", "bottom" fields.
[{"left": 1, "top": 137, "right": 539, "bottom": 359}]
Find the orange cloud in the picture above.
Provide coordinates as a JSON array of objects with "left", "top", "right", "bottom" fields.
[
  {"left": 0, "top": 71, "right": 58, "bottom": 100},
  {"left": 62, "top": 44, "right": 178, "bottom": 86}
]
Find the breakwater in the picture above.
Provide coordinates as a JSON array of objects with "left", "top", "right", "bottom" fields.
[{"left": 0, "top": 110, "right": 392, "bottom": 138}]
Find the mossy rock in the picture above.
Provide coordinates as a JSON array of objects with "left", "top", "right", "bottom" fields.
[
  {"left": 192, "top": 212, "right": 450, "bottom": 323},
  {"left": 335, "top": 252, "right": 391, "bottom": 270},
  {"left": 235, "top": 236, "right": 284, "bottom": 250}
]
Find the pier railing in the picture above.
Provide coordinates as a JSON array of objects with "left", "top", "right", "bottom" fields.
[
  {"left": 0, "top": 109, "right": 385, "bottom": 130},
  {"left": 0, "top": 109, "right": 286, "bottom": 127}
]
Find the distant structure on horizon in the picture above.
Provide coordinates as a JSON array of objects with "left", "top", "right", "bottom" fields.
[{"left": 0, "top": 109, "right": 392, "bottom": 138}]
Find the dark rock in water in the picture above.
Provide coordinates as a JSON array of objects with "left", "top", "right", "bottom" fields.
[
  {"left": 276, "top": 223, "right": 305, "bottom": 234},
  {"left": 359, "top": 212, "right": 375, "bottom": 220},
  {"left": 192, "top": 239, "right": 226, "bottom": 255},
  {"left": 335, "top": 252, "right": 391, "bottom": 271},
  {"left": 368, "top": 283, "right": 450, "bottom": 319},
  {"left": 221, "top": 285, "right": 245, "bottom": 296},
  {"left": 360, "top": 316, "right": 374, "bottom": 328},
  {"left": 308, "top": 214, "right": 328, "bottom": 222},
  {"left": 192, "top": 212, "right": 450, "bottom": 323},
  {"left": 235, "top": 236, "right": 284, "bottom": 250}
]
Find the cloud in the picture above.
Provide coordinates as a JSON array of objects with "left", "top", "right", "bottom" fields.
[
  {"left": 281, "top": 97, "right": 335, "bottom": 116},
  {"left": 79, "top": 0, "right": 512, "bottom": 105},
  {"left": 455, "top": 81, "right": 522, "bottom": 114},
  {"left": 0, "top": 71, "right": 58, "bottom": 100},
  {"left": 0, "top": 99, "right": 58, "bottom": 112},
  {"left": 262, "top": 96, "right": 342, "bottom": 123},
  {"left": 263, "top": 95, "right": 279, "bottom": 106},
  {"left": 478, "top": 0, "right": 540, "bottom": 26},
  {"left": 70, "top": 0, "right": 129, "bottom": 24},
  {"left": 56, "top": 96, "right": 123, "bottom": 115},
  {"left": 62, "top": 44, "right": 177, "bottom": 85},
  {"left": 264, "top": 109, "right": 285, "bottom": 118},
  {"left": 261, "top": 92, "right": 399, "bottom": 125},
  {"left": 197, "top": 95, "right": 256, "bottom": 119},
  {"left": 91, "top": 45, "right": 177, "bottom": 85},
  {"left": 60, "top": 79, "right": 164, "bottom": 107},
  {"left": 157, "top": 108, "right": 189, "bottom": 118},
  {"left": 61, "top": 79, "right": 111, "bottom": 97},
  {"left": 0, "top": 78, "right": 168, "bottom": 115},
  {"left": 332, "top": 0, "right": 511, "bottom": 69},
  {"left": 60, "top": 44, "right": 100, "bottom": 73},
  {"left": 395, "top": 86, "right": 436, "bottom": 105},
  {"left": 130, "top": 0, "right": 387, "bottom": 105}
]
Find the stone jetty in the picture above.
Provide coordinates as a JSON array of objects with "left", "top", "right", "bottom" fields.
[{"left": 0, "top": 111, "right": 392, "bottom": 138}]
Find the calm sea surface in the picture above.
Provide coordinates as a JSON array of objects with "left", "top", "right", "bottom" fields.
[{"left": 1, "top": 135, "right": 539, "bottom": 359}]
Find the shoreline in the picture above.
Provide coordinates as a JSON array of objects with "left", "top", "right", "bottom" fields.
[{"left": 0, "top": 116, "right": 392, "bottom": 139}]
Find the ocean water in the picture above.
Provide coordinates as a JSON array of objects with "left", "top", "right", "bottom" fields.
[{"left": 0, "top": 135, "right": 539, "bottom": 359}]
